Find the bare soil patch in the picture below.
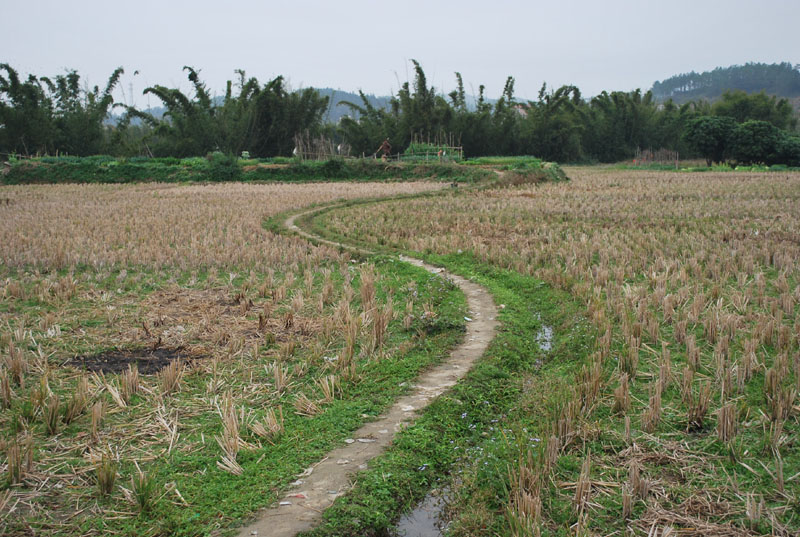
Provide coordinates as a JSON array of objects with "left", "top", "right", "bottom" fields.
[{"left": 67, "top": 347, "right": 196, "bottom": 375}]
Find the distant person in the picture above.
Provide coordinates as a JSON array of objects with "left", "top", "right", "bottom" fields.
[{"left": 377, "top": 138, "right": 391, "bottom": 160}]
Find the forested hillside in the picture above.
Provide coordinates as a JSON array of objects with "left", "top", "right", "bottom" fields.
[{"left": 652, "top": 62, "right": 800, "bottom": 103}]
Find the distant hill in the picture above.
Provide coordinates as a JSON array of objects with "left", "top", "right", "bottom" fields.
[{"left": 651, "top": 62, "right": 800, "bottom": 104}]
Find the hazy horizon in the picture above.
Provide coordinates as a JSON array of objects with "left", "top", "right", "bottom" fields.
[{"left": 3, "top": 0, "right": 798, "bottom": 106}]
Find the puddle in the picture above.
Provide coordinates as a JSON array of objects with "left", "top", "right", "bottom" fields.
[
  {"left": 532, "top": 312, "right": 553, "bottom": 352},
  {"left": 387, "top": 488, "right": 451, "bottom": 537},
  {"left": 536, "top": 325, "right": 553, "bottom": 352}
]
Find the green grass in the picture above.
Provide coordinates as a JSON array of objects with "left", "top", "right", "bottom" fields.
[
  {"left": 0, "top": 256, "right": 468, "bottom": 536},
  {"left": 299, "top": 253, "right": 594, "bottom": 537}
]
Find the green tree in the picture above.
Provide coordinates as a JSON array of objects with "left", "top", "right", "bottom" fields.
[
  {"left": 650, "top": 100, "right": 698, "bottom": 155},
  {"left": 682, "top": 115, "right": 736, "bottom": 165},
  {"left": 50, "top": 67, "right": 124, "bottom": 155},
  {"left": 727, "top": 120, "right": 782, "bottom": 165},
  {"left": 489, "top": 77, "right": 521, "bottom": 155},
  {"left": 339, "top": 60, "right": 462, "bottom": 156},
  {"left": 0, "top": 64, "right": 56, "bottom": 155},
  {"left": 124, "top": 67, "right": 219, "bottom": 156},
  {"left": 520, "top": 84, "right": 586, "bottom": 162},
  {"left": 652, "top": 62, "right": 800, "bottom": 103},
  {"left": 247, "top": 75, "right": 328, "bottom": 157},
  {"left": 457, "top": 83, "right": 494, "bottom": 157},
  {"left": 712, "top": 90, "right": 796, "bottom": 130},
  {"left": 0, "top": 64, "right": 123, "bottom": 156},
  {"left": 216, "top": 70, "right": 261, "bottom": 155},
  {"left": 582, "top": 90, "right": 658, "bottom": 162},
  {"left": 338, "top": 91, "right": 395, "bottom": 156},
  {"left": 124, "top": 68, "right": 328, "bottom": 157},
  {"left": 775, "top": 134, "right": 800, "bottom": 166}
]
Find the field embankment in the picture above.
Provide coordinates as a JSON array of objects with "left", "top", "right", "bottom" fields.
[{"left": 1, "top": 156, "right": 492, "bottom": 185}]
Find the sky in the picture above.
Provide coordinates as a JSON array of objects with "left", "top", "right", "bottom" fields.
[{"left": 3, "top": 0, "right": 799, "bottom": 106}]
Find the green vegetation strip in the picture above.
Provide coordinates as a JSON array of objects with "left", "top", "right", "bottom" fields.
[
  {"left": 269, "top": 199, "right": 589, "bottom": 536},
  {"left": 1, "top": 156, "right": 493, "bottom": 185},
  {"left": 298, "top": 251, "right": 593, "bottom": 537},
  {"left": 612, "top": 162, "right": 800, "bottom": 173}
]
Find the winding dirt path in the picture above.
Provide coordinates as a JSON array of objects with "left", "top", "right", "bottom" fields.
[{"left": 236, "top": 205, "right": 498, "bottom": 537}]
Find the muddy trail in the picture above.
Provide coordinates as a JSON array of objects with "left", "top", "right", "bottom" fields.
[{"left": 236, "top": 206, "right": 498, "bottom": 537}]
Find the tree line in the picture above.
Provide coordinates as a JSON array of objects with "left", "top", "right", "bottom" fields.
[
  {"left": 0, "top": 64, "right": 328, "bottom": 159},
  {"left": 651, "top": 62, "right": 800, "bottom": 103},
  {"left": 1, "top": 61, "right": 799, "bottom": 165}
]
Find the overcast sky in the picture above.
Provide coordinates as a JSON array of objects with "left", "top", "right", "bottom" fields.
[{"left": 3, "top": 0, "right": 798, "bottom": 106}]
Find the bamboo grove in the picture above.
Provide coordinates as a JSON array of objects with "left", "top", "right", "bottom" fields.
[{"left": 1, "top": 61, "right": 799, "bottom": 164}]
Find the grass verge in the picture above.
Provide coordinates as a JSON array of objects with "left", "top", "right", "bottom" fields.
[{"left": 298, "top": 253, "right": 594, "bottom": 537}]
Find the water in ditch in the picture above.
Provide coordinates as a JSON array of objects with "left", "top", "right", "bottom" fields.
[{"left": 386, "top": 488, "right": 451, "bottom": 537}]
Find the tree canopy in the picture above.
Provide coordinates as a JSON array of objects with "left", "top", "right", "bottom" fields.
[
  {"left": 2, "top": 60, "right": 799, "bottom": 165},
  {"left": 0, "top": 64, "right": 123, "bottom": 156},
  {"left": 121, "top": 68, "right": 328, "bottom": 157}
]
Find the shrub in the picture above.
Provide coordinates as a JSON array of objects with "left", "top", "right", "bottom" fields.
[
  {"left": 320, "top": 158, "right": 346, "bottom": 178},
  {"left": 206, "top": 152, "right": 242, "bottom": 182}
]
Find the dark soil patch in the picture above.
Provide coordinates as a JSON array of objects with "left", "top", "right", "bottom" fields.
[{"left": 68, "top": 347, "right": 194, "bottom": 375}]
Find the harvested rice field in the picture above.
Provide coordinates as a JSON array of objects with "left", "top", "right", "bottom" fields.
[
  {"left": 309, "top": 167, "right": 800, "bottom": 537},
  {"left": 2, "top": 167, "right": 800, "bottom": 537},
  {"left": 0, "top": 180, "right": 464, "bottom": 536}
]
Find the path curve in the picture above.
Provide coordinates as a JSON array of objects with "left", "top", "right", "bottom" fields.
[{"left": 237, "top": 205, "right": 498, "bottom": 537}]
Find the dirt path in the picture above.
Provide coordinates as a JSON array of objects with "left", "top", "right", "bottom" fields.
[{"left": 236, "top": 207, "right": 498, "bottom": 537}]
